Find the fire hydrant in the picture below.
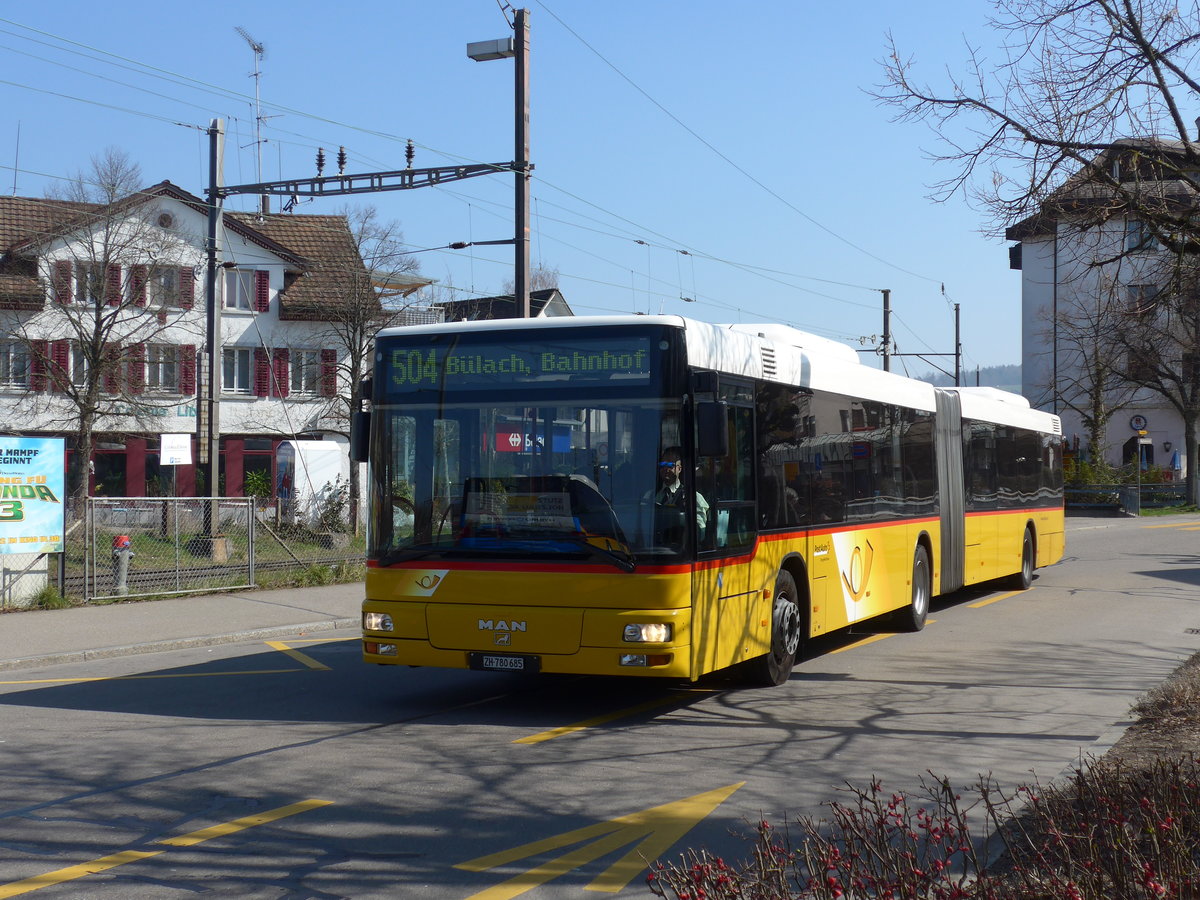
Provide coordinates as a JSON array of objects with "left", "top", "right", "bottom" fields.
[{"left": 112, "top": 534, "right": 133, "bottom": 596}]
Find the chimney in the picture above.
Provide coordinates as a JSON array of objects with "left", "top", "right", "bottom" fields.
[{"left": 1194, "top": 116, "right": 1200, "bottom": 141}]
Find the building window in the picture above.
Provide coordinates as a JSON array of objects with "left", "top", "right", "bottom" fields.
[
  {"left": 75, "top": 262, "right": 101, "bottom": 303},
  {"left": 290, "top": 349, "right": 321, "bottom": 395},
  {"left": 223, "top": 347, "right": 252, "bottom": 394},
  {"left": 225, "top": 270, "right": 254, "bottom": 310},
  {"left": 71, "top": 344, "right": 90, "bottom": 387},
  {"left": 0, "top": 341, "right": 29, "bottom": 388},
  {"left": 150, "top": 267, "right": 179, "bottom": 306},
  {"left": 1125, "top": 219, "right": 1160, "bottom": 253},
  {"left": 1126, "top": 284, "right": 1159, "bottom": 316},
  {"left": 146, "top": 344, "right": 179, "bottom": 393}
]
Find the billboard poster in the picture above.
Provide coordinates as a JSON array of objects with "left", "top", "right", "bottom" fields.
[{"left": 0, "top": 437, "right": 66, "bottom": 555}]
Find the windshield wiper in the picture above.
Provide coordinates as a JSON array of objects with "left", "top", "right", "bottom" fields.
[{"left": 559, "top": 536, "right": 636, "bottom": 572}]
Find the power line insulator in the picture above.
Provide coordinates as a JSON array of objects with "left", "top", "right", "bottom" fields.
[
  {"left": 316, "top": 147, "right": 326, "bottom": 177},
  {"left": 337, "top": 146, "right": 347, "bottom": 175},
  {"left": 406, "top": 139, "right": 415, "bottom": 169}
]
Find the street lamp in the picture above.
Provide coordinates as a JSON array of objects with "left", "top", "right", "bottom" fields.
[{"left": 468, "top": 8, "right": 530, "bottom": 318}]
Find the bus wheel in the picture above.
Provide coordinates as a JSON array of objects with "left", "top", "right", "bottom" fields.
[
  {"left": 1007, "top": 528, "right": 1034, "bottom": 590},
  {"left": 892, "top": 545, "right": 930, "bottom": 632},
  {"left": 746, "top": 569, "right": 802, "bottom": 687}
]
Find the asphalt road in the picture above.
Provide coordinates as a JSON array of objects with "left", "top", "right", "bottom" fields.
[{"left": 1, "top": 514, "right": 1197, "bottom": 899}]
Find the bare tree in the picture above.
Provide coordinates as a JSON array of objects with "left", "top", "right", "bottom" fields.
[
  {"left": 878, "top": 0, "right": 1200, "bottom": 503},
  {"left": 1048, "top": 276, "right": 1142, "bottom": 469},
  {"left": 503, "top": 263, "right": 560, "bottom": 295},
  {"left": 310, "top": 205, "right": 422, "bottom": 531},
  {"left": 2, "top": 148, "right": 199, "bottom": 505}
]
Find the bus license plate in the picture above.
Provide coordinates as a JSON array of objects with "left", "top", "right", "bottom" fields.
[{"left": 470, "top": 652, "right": 540, "bottom": 673}]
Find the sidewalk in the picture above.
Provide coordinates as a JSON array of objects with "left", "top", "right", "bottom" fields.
[{"left": 0, "top": 582, "right": 362, "bottom": 671}]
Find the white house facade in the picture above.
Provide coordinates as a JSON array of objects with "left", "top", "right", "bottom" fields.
[
  {"left": 0, "top": 181, "right": 387, "bottom": 501},
  {"left": 1009, "top": 145, "right": 1190, "bottom": 478}
]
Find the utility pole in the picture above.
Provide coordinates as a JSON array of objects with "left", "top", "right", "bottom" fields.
[
  {"left": 954, "top": 302, "right": 962, "bottom": 386},
  {"left": 200, "top": 118, "right": 224, "bottom": 539},
  {"left": 875, "top": 291, "right": 964, "bottom": 384},
  {"left": 881, "top": 288, "right": 891, "bottom": 372},
  {"left": 514, "top": 8, "right": 531, "bottom": 318}
]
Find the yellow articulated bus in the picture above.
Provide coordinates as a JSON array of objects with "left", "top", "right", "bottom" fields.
[{"left": 355, "top": 315, "right": 1063, "bottom": 686}]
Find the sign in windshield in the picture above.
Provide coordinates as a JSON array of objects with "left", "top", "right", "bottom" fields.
[{"left": 380, "top": 334, "right": 655, "bottom": 395}]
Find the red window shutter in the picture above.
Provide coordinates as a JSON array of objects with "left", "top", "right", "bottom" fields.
[
  {"left": 52, "top": 260, "right": 72, "bottom": 304},
  {"left": 106, "top": 264, "right": 122, "bottom": 306},
  {"left": 179, "top": 267, "right": 194, "bottom": 309},
  {"left": 254, "top": 270, "right": 270, "bottom": 312},
  {"left": 128, "top": 343, "right": 146, "bottom": 395},
  {"left": 102, "top": 342, "right": 122, "bottom": 393},
  {"left": 30, "top": 340, "right": 48, "bottom": 391},
  {"left": 320, "top": 349, "right": 337, "bottom": 397},
  {"left": 131, "top": 265, "right": 148, "bottom": 307},
  {"left": 50, "top": 340, "right": 70, "bottom": 391},
  {"left": 272, "top": 348, "right": 290, "bottom": 398},
  {"left": 179, "top": 345, "right": 197, "bottom": 395},
  {"left": 253, "top": 348, "right": 271, "bottom": 397}
]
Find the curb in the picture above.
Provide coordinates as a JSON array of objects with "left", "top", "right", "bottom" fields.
[{"left": 0, "top": 617, "right": 359, "bottom": 673}]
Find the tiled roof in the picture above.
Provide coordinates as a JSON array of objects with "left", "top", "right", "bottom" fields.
[
  {"left": 0, "top": 196, "right": 96, "bottom": 251},
  {"left": 228, "top": 212, "right": 369, "bottom": 319}
]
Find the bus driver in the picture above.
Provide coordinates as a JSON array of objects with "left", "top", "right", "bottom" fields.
[{"left": 646, "top": 446, "right": 709, "bottom": 545}]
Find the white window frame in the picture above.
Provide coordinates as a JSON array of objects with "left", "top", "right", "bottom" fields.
[
  {"left": 146, "top": 344, "right": 179, "bottom": 393},
  {"left": 222, "top": 347, "right": 252, "bottom": 395},
  {"left": 149, "top": 267, "right": 180, "bottom": 307},
  {"left": 0, "top": 340, "right": 30, "bottom": 388},
  {"left": 224, "top": 270, "right": 255, "bottom": 310},
  {"left": 71, "top": 344, "right": 90, "bottom": 388},
  {"left": 290, "top": 349, "right": 321, "bottom": 396},
  {"left": 74, "top": 262, "right": 102, "bottom": 304}
]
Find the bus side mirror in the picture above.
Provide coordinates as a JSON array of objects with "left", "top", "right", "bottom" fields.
[
  {"left": 351, "top": 411, "right": 371, "bottom": 463},
  {"left": 696, "top": 400, "right": 728, "bottom": 458}
]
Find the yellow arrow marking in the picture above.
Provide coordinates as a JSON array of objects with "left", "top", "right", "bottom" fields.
[
  {"left": 514, "top": 695, "right": 684, "bottom": 744},
  {"left": 456, "top": 783, "right": 743, "bottom": 898},
  {"left": 0, "top": 799, "right": 331, "bottom": 898},
  {"left": 265, "top": 641, "right": 330, "bottom": 670}
]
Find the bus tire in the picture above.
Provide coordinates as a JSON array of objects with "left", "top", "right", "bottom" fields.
[
  {"left": 1007, "top": 527, "right": 1034, "bottom": 590},
  {"left": 745, "top": 569, "right": 802, "bottom": 687},
  {"left": 891, "top": 545, "right": 930, "bottom": 632}
]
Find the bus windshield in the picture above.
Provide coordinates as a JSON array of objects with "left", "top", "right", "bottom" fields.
[{"left": 369, "top": 398, "right": 694, "bottom": 567}]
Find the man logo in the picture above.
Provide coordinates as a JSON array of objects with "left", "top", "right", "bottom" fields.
[
  {"left": 494, "top": 632, "right": 512, "bottom": 646},
  {"left": 478, "top": 620, "right": 527, "bottom": 632}
]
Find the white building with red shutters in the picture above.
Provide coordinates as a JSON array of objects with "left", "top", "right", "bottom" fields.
[{"left": 0, "top": 180, "right": 430, "bottom": 501}]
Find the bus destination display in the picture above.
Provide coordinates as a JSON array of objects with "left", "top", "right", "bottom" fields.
[{"left": 384, "top": 337, "right": 654, "bottom": 392}]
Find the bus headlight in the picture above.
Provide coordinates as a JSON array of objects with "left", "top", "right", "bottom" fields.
[
  {"left": 623, "top": 623, "right": 671, "bottom": 643},
  {"left": 363, "top": 612, "right": 394, "bottom": 632}
]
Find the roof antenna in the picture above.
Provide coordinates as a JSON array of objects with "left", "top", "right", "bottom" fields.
[
  {"left": 11, "top": 121, "right": 19, "bottom": 196},
  {"left": 235, "top": 26, "right": 269, "bottom": 217}
]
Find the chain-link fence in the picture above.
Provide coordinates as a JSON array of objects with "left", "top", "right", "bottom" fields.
[{"left": 58, "top": 497, "right": 364, "bottom": 602}]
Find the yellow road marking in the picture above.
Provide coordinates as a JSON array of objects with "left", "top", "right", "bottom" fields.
[
  {"left": 157, "top": 799, "right": 333, "bottom": 847},
  {"left": 514, "top": 695, "right": 685, "bottom": 744},
  {"left": 264, "top": 641, "right": 330, "bottom": 671},
  {"left": 0, "top": 799, "right": 331, "bottom": 898},
  {"left": 830, "top": 632, "right": 894, "bottom": 654},
  {"left": 457, "top": 783, "right": 742, "bottom": 898},
  {"left": 1143, "top": 521, "right": 1199, "bottom": 529},
  {"left": 968, "top": 590, "right": 1023, "bottom": 609}
]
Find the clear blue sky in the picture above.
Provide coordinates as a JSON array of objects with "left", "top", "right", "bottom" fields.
[{"left": 0, "top": 1, "right": 1019, "bottom": 371}]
